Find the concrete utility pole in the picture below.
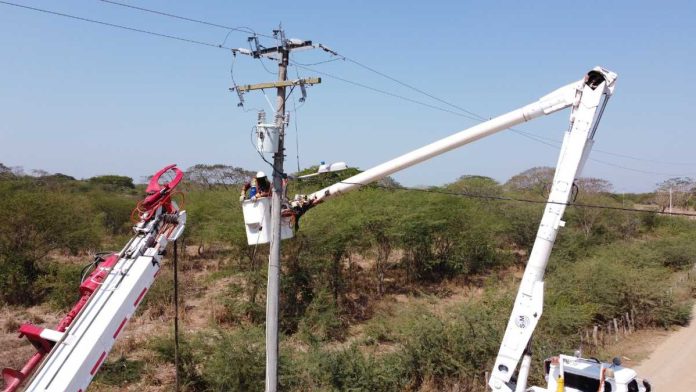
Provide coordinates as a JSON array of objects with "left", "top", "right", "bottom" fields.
[
  {"left": 266, "top": 32, "right": 288, "bottom": 392},
  {"left": 238, "top": 28, "right": 320, "bottom": 392}
]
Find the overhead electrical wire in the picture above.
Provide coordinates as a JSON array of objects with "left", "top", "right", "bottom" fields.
[
  {"left": 0, "top": 0, "right": 234, "bottom": 50},
  {"left": 4, "top": 0, "right": 693, "bottom": 176},
  {"left": 100, "top": 0, "right": 281, "bottom": 77},
  {"left": 291, "top": 62, "right": 483, "bottom": 121},
  {"left": 98, "top": 0, "right": 274, "bottom": 39},
  {"left": 335, "top": 180, "right": 696, "bottom": 218},
  {"left": 313, "top": 51, "right": 696, "bottom": 169},
  {"left": 292, "top": 98, "right": 302, "bottom": 173},
  {"left": 293, "top": 61, "right": 696, "bottom": 177}
]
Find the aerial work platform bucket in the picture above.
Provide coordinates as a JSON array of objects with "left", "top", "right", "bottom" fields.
[{"left": 242, "top": 197, "right": 294, "bottom": 245}]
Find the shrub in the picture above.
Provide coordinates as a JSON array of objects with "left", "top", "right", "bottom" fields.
[
  {"left": 88, "top": 175, "right": 135, "bottom": 189},
  {"left": 0, "top": 191, "right": 100, "bottom": 305},
  {"left": 298, "top": 288, "right": 347, "bottom": 343},
  {"left": 150, "top": 332, "right": 207, "bottom": 390},
  {"left": 93, "top": 356, "right": 144, "bottom": 386},
  {"left": 655, "top": 239, "right": 696, "bottom": 270},
  {"left": 34, "top": 262, "right": 84, "bottom": 310},
  {"left": 547, "top": 256, "right": 687, "bottom": 327},
  {"left": 199, "top": 327, "right": 266, "bottom": 392},
  {"left": 90, "top": 192, "right": 136, "bottom": 234}
]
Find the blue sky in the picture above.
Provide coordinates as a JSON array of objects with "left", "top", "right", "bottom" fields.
[{"left": 1, "top": 1, "right": 695, "bottom": 192}]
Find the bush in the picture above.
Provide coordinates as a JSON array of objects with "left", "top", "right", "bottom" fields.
[
  {"left": 199, "top": 327, "right": 266, "bottom": 392},
  {"left": 547, "top": 256, "right": 688, "bottom": 327},
  {"left": 313, "top": 346, "right": 408, "bottom": 392},
  {"left": 655, "top": 239, "right": 696, "bottom": 270},
  {"left": 34, "top": 262, "right": 84, "bottom": 310},
  {"left": 93, "top": 356, "right": 144, "bottom": 386},
  {"left": 150, "top": 332, "right": 207, "bottom": 390},
  {"left": 0, "top": 190, "right": 100, "bottom": 305},
  {"left": 400, "top": 302, "right": 504, "bottom": 388},
  {"left": 90, "top": 192, "right": 136, "bottom": 235},
  {"left": 88, "top": 175, "right": 135, "bottom": 189},
  {"left": 298, "top": 288, "right": 347, "bottom": 343}
]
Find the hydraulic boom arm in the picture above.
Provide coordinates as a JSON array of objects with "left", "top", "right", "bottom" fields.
[
  {"left": 488, "top": 69, "right": 616, "bottom": 392},
  {"left": 2, "top": 165, "right": 187, "bottom": 392},
  {"left": 243, "top": 67, "right": 617, "bottom": 391},
  {"left": 287, "top": 67, "right": 617, "bottom": 392},
  {"left": 292, "top": 68, "right": 615, "bottom": 215}
]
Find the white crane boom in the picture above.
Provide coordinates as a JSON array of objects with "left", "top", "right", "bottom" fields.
[
  {"left": 244, "top": 67, "right": 612, "bottom": 247},
  {"left": 488, "top": 69, "right": 617, "bottom": 392},
  {"left": 2, "top": 165, "right": 186, "bottom": 392},
  {"left": 305, "top": 75, "right": 593, "bottom": 205},
  {"left": 280, "top": 67, "right": 626, "bottom": 391},
  {"left": 244, "top": 67, "right": 640, "bottom": 391}
]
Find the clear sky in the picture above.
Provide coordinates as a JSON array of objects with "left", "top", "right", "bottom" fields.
[{"left": 1, "top": 0, "right": 695, "bottom": 192}]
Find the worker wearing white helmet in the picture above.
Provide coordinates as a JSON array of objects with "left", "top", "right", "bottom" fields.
[{"left": 240, "top": 171, "right": 272, "bottom": 201}]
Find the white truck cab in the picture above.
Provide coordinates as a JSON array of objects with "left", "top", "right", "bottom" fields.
[{"left": 529, "top": 355, "right": 651, "bottom": 392}]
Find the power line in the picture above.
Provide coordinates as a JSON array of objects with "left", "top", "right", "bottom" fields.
[
  {"left": 592, "top": 148, "right": 696, "bottom": 166},
  {"left": 336, "top": 180, "right": 696, "bottom": 217},
  {"left": 297, "top": 59, "right": 696, "bottom": 177},
  {"left": 587, "top": 157, "right": 696, "bottom": 177},
  {"left": 328, "top": 50, "right": 696, "bottom": 169},
  {"left": 342, "top": 55, "right": 485, "bottom": 121},
  {"left": 292, "top": 57, "right": 345, "bottom": 67},
  {"left": 0, "top": 0, "right": 233, "bottom": 50},
  {"left": 5, "top": 0, "right": 693, "bottom": 173},
  {"left": 499, "top": 127, "right": 696, "bottom": 177},
  {"left": 300, "top": 62, "right": 696, "bottom": 179},
  {"left": 97, "top": 0, "right": 298, "bottom": 79},
  {"left": 291, "top": 62, "right": 483, "bottom": 122},
  {"left": 98, "top": 0, "right": 275, "bottom": 39},
  {"left": 292, "top": 98, "right": 301, "bottom": 173}
]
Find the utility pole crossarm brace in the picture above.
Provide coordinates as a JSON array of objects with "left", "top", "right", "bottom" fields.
[{"left": 232, "top": 77, "right": 321, "bottom": 93}]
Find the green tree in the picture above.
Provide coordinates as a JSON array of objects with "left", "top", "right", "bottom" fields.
[
  {"left": 88, "top": 175, "right": 135, "bottom": 189},
  {"left": 0, "top": 190, "right": 100, "bottom": 304}
]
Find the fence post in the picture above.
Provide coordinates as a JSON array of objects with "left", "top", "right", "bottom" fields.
[{"left": 593, "top": 325, "right": 599, "bottom": 346}]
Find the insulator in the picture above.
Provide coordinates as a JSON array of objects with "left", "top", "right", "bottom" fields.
[{"left": 258, "top": 110, "right": 266, "bottom": 124}]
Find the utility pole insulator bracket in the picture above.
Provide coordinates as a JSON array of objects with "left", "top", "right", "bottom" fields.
[{"left": 234, "top": 77, "right": 321, "bottom": 93}]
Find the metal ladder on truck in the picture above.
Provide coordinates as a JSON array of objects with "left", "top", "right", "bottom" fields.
[{"left": 2, "top": 164, "right": 186, "bottom": 392}]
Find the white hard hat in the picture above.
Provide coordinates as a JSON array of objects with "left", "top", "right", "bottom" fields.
[{"left": 256, "top": 171, "right": 266, "bottom": 178}]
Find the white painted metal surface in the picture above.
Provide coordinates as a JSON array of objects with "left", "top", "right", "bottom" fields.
[
  {"left": 489, "top": 68, "right": 618, "bottom": 392},
  {"left": 242, "top": 197, "right": 294, "bottom": 245},
  {"left": 542, "top": 355, "right": 648, "bottom": 392},
  {"left": 256, "top": 123, "right": 280, "bottom": 153},
  {"left": 237, "top": 68, "right": 644, "bottom": 391},
  {"left": 23, "top": 206, "right": 186, "bottom": 392},
  {"left": 306, "top": 75, "right": 584, "bottom": 205}
]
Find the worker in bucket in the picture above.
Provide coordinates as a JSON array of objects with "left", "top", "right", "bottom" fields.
[{"left": 240, "top": 171, "right": 272, "bottom": 201}]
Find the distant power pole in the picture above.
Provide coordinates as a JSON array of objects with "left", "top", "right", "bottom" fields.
[
  {"left": 669, "top": 187, "right": 673, "bottom": 215},
  {"left": 236, "top": 27, "right": 320, "bottom": 392}
]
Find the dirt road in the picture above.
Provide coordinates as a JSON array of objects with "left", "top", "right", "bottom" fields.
[{"left": 635, "top": 305, "right": 696, "bottom": 390}]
